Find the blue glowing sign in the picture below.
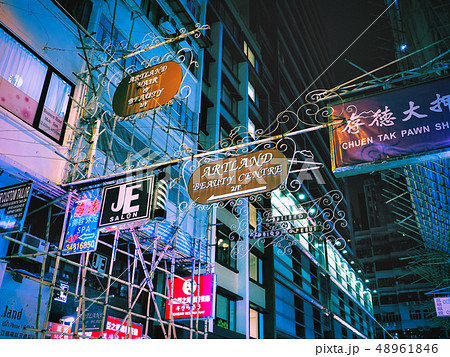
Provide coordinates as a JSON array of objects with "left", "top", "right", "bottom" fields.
[{"left": 63, "top": 197, "right": 101, "bottom": 255}]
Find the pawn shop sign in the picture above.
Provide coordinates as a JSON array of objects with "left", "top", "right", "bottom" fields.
[{"left": 188, "top": 149, "right": 289, "bottom": 204}]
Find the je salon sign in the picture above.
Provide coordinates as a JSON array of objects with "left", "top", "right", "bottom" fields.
[{"left": 98, "top": 176, "right": 154, "bottom": 229}]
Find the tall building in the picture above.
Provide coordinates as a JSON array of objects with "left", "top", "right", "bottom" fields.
[
  {"left": 323, "top": 0, "right": 450, "bottom": 339},
  {"left": 0, "top": 0, "right": 377, "bottom": 340},
  {"left": 203, "top": 0, "right": 375, "bottom": 339}
]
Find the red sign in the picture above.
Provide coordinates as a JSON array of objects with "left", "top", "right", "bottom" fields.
[
  {"left": 165, "top": 274, "right": 214, "bottom": 320},
  {"left": 48, "top": 322, "right": 73, "bottom": 339},
  {"left": 80, "top": 316, "right": 142, "bottom": 339}
]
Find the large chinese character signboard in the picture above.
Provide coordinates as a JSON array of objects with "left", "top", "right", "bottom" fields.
[
  {"left": 165, "top": 274, "right": 215, "bottom": 320},
  {"left": 0, "top": 183, "right": 32, "bottom": 233},
  {"left": 330, "top": 77, "right": 450, "bottom": 177},
  {"left": 98, "top": 176, "right": 154, "bottom": 229},
  {"left": 63, "top": 197, "right": 101, "bottom": 255},
  {"left": 434, "top": 297, "right": 450, "bottom": 317}
]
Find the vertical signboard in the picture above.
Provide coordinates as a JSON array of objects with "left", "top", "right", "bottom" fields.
[
  {"left": 330, "top": 77, "right": 450, "bottom": 176},
  {"left": 0, "top": 183, "right": 32, "bottom": 233},
  {"left": 165, "top": 274, "right": 215, "bottom": 320},
  {"left": 63, "top": 196, "right": 102, "bottom": 255},
  {"left": 98, "top": 176, "right": 154, "bottom": 229},
  {"left": 434, "top": 297, "right": 450, "bottom": 317}
]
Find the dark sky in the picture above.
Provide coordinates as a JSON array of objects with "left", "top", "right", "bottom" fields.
[{"left": 320, "top": 0, "right": 397, "bottom": 85}]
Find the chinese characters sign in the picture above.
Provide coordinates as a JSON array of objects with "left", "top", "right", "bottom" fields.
[
  {"left": 165, "top": 274, "right": 215, "bottom": 320},
  {"left": 434, "top": 297, "right": 450, "bottom": 317},
  {"left": 0, "top": 183, "right": 32, "bottom": 233},
  {"left": 81, "top": 316, "right": 143, "bottom": 339},
  {"left": 112, "top": 61, "right": 182, "bottom": 117},
  {"left": 63, "top": 197, "right": 101, "bottom": 255},
  {"left": 330, "top": 78, "right": 450, "bottom": 175},
  {"left": 188, "top": 150, "right": 289, "bottom": 204}
]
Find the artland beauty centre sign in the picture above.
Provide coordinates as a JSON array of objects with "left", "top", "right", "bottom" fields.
[
  {"left": 113, "top": 61, "right": 182, "bottom": 117},
  {"left": 330, "top": 77, "right": 450, "bottom": 176},
  {"left": 188, "top": 149, "right": 289, "bottom": 204}
]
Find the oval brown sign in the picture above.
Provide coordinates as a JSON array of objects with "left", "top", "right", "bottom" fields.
[
  {"left": 188, "top": 149, "right": 289, "bottom": 204},
  {"left": 112, "top": 61, "right": 183, "bottom": 117}
]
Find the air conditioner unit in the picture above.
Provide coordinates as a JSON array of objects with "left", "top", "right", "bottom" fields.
[
  {"left": 17, "top": 233, "right": 46, "bottom": 263},
  {"left": 159, "top": 16, "right": 177, "bottom": 35}
]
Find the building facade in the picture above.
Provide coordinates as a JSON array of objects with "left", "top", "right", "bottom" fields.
[{"left": 0, "top": 0, "right": 376, "bottom": 339}]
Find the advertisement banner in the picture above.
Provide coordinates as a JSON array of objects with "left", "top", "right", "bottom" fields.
[
  {"left": 330, "top": 77, "right": 450, "bottom": 176},
  {"left": 81, "top": 316, "right": 142, "bottom": 339},
  {"left": 165, "top": 274, "right": 214, "bottom": 320},
  {"left": 0, "top": 271, "right": 50, "bottom": 339},
  {"left": 63, "top": 197, "right": 102, "bottom": 255},
  {"left": 98, "top": 176, "right": 154, "bottom": 229},
  {"left": 434, "top": 297, "right": 450, "bottom": 317},
  {"left": 0, "top": 183, "right": 33, "bottom": 233},
  {"left": 47, "top": 322, "right": 72, "bottom": 339}
]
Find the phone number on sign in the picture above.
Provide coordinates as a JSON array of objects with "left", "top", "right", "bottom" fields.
[{"left": 64, "top": 240, "right": 95, "bottom": 252}]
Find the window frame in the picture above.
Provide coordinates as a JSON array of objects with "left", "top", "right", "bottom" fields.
[{"left": 0, "top": 25, "right": 74, "bottom": 145}]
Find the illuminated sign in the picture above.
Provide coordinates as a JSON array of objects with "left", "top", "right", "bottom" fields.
[
  {"left": 0, "top": 183, "right": 32, "bottom": 233},
  {"left": 264, "top": 212, "right": 308, "bottom": 223},
  {"left": 98, "top": 176, "right": 154, "bottom": 229},
  {"left": 112, "top": 61, "right": 183, "bottom": 117},
  {"left": 165, "top": 274, "right": 215, "bottom": 320},
  {"left": 63, "top": 197, "right": 101, "bottom": 255},
  {"left": 434, "top": 297, "right": 450, "bottom": 317},
  {"left": 47, "top": 322, "right": 72, "bottom": 339},
  {"left": 330, "top": 77, "right": 450, "bottom": 176},
  {"left": 81, "top": 316, "right": 143, "bottom": 339},
  {"left": 248, "top": 225, "right": 323, "bottom": 239},
  {"left": 188, "top": 149, "right": 289, "bottom": 204}
]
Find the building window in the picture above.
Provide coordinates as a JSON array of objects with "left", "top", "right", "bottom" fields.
[
  {"left": 248, "top": 118, "right": 256, "bottom": 139},
  {"left": 250, "top": 308, "right": 263, "bottom": 339},
  {"left": 96, "top": 14, "right": 129, "bottom": 68},
  {"left": 0, "top": 26, "right": 73, "bottom": 144},
  {"left": 249, "top": 252, "right": 263, "bottom": 284},
  {"left": 216, "top": 222, "right": 237, "bottom": 269},
  {"left": 221, "top": 83, "right": 237, "bottom": 116},
  {"left": 243, "top": 41, "right": 258, "bottom": 72},
  {"left": 215, "top": 293, "right": 236, "bottom": 331},
  {"left": 52, "top": 0, "right": 92, "bottom": 29},
  {"left": 409, "top": 310, "right": 422, "bottom": 320}
]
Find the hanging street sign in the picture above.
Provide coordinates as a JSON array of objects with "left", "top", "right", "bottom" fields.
[
  {"left": 63, "top": 196, "right": 102, "bottom": 255},
  {"left": 264, "top": 212, "right": 308, "bottom": 223},
  {"left": 248, "top": 225, "right": 323, "bottom": 239},
  {"left": 188, "top": 149, "right": 289, "bottom": 204},
  {"left": 98, "top": 176, "right": 155, "bottom": 229},
  {"left": 112, "top": 61, "right": 183, "bottom": 117},
  {"left": 329, "top": 77, "right": 450, "bottom": 177}
]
